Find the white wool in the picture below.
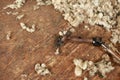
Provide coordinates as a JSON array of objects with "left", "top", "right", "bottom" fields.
[
  {"left": 6, "top": 31, "right": 12, "bottom": 40},
  {"left": 51, "top": 0, "right": 120, "bottom": 44},
  {"left": 20, "top": 22, "right": 26, "bottom": 30},
  {"left": 84, "top": 77, "right": 88, "bottom": 80},
  {"left": 4, "top": 0, "right": 26, "bottom": 9},
  {"left": 74, "top": 66, "right": 82, "bottom": 77},
  {"left": 35, "top": 63, "right": 51, "bottom": 75},
  {"left": 20, "top": 23, "right": 36, "bottom": 33},
  {"left": 73, "top": 54, "right": 114, "bottom": 78},
  {"left": 16, "top": 14, "right": 24, "bottom": 20}
]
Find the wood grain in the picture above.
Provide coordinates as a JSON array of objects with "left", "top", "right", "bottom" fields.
[{"left": 0, "top": 0, "right": 120, "bottom": 80}]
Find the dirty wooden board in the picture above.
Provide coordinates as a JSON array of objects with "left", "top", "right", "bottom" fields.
[{"left": 0, "top": 0, "right": 120, "bottom": 80}]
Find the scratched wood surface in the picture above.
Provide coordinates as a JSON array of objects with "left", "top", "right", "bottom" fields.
[{"left": 0, "top": 0, "right": 120, "bottom": 80}]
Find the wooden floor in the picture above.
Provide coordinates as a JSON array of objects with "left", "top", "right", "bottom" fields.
[{"left": 0, "top": 0, "right": 120, "bottom": 80}]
